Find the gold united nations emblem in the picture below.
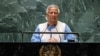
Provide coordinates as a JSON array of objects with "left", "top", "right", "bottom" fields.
[{"left": 39, "top": 44, "right": 61, "bottom": 56}]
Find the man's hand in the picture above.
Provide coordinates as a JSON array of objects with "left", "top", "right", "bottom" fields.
[{"left": 47, "top": 38, "right": 58, "bottom": 42}]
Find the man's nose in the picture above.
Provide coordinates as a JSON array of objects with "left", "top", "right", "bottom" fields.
[{"left": 52, "top": 13, "right": 55, "bottom": 16}]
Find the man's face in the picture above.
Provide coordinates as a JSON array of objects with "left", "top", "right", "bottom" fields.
[{"left": 46, "top": 7, "right": 59, "bottom": 23}]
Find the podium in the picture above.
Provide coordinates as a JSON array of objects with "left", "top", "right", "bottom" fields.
[
  {"left": 0, "top": 31, "right": 79, "bottom": 42},
  {"left": 22, "top": 31, "right": 79, "bottom": 43}
]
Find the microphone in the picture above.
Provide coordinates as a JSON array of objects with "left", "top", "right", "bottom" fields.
[
  {"left": 55, "top": 27, "right": 61, "bottom": 42},
  {"left": 40, "top": 24, "right": 48, "bottom": 42}
]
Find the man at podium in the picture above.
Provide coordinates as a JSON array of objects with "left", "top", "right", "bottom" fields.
[{"left": 31, "top": 4, "right": 78, "bottom": 42}]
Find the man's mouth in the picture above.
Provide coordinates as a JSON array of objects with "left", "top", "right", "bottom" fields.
[{"left": 51, "top": 17, "right": 56, "bottom": 19}]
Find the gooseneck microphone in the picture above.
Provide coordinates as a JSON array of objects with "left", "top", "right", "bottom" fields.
[
  {"left": 40, "top": 24, "right": 48, "bottom": 42},
  {"left": 55, "top": 27, "right": 61, "bottom": 42}
]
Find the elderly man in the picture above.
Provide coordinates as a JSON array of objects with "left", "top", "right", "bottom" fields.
[{"left": 31, "top": 4, "right": 78, "bottom": 42}]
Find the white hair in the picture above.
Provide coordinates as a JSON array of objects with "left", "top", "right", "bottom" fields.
[{"left": 46, "top": 4, "right": 60, "bottom": 14}]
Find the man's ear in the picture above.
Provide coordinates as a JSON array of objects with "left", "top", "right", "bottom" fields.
[
  {"left": 45, "top": 13, "right": 48, "bottom": 20},
  {"left": 45, "top": 16, "right": 48, "bottom": 20}
]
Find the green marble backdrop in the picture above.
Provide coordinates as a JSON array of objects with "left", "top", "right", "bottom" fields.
[{"left": 0, "top": 0, "right": 100, "bottom": 42}]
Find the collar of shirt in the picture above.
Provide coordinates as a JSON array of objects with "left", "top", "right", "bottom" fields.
[{"left": 47, "top": 25, "right": 55, "bottom": 31}]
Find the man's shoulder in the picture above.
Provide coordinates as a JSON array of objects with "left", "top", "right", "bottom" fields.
[
  {"left": 38, "top": 22, "right": 47, "bottom": 28},
  {"left": 37, "top": 22, "right": 47, "bottom": 31},
  {"left": 58, "top": 21, "right": 70, "bottom": 29},
  {"left": 58, "top": 21, "right": 66, "bottom": 25}
]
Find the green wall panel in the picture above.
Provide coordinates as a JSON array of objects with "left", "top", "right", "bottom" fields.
[{"left": 0, "top": 0, "right": 100, "bottom": 42}]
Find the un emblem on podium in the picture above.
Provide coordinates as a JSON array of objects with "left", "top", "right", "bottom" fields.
[{"left": 39, "top": 44, "right": 61, "bottom": 56}]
